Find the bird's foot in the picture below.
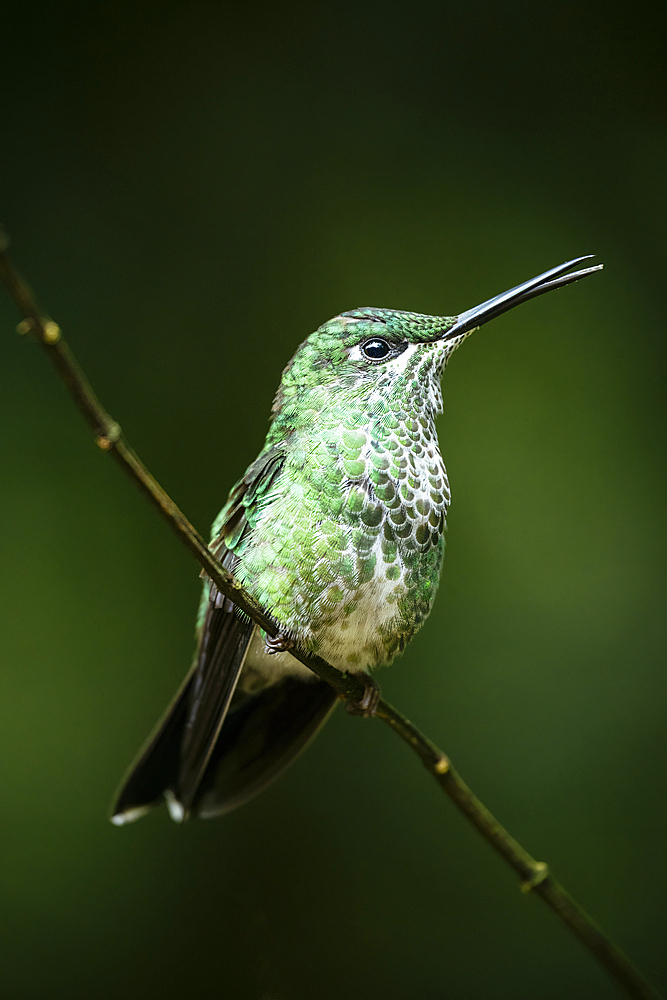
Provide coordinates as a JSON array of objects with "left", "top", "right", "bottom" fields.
[
  {"left": 345, "top": 675, "right": 382, "bottom": 718},
  {"left": 265, "top": 633, "right": 294, "bottom": 655}
]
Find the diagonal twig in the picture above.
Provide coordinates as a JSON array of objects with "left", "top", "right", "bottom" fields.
[{"left": 0, "top": 231, "right": 661, "bottom": 1000}]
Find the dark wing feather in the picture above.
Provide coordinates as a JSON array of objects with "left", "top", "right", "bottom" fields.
[
  {"left": 112, "top": 445, "right": 292, "bottom": 824},
  {"left": 173, "top": 586, "right": 254, "bottom": 815},
  {"left": 174, "top": 444, "right": 288, "bottom": 812}
]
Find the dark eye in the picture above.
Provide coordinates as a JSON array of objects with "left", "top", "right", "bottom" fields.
[{"left": 362, "top": 338, "right": 391, "bottom": 360}]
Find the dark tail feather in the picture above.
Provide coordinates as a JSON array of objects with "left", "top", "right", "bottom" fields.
[
  {"left": 193, "top": 677, "right": 339, "bottom": 818},
  {"left": 111, "top": 594, "right": 254, "bottom": 824},
  {"left": 111, "top": 674, "right": 338, "bottom": 823},
  {"left": 110, "top": 670, "right": 196, "bottom": 825}
]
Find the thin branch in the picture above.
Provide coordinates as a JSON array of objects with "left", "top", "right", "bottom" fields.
[{"left": 0, "top": 233, "right": 661, "bottom": 1000}]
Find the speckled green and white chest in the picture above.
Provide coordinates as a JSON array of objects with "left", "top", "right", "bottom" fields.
[{"left": 232, "top": 341, "right": 452, "bottom": 678}]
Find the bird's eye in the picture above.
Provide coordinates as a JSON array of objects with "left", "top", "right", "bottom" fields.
[{"left": 362, "top": 338, "right": 391, "bottom": 360}]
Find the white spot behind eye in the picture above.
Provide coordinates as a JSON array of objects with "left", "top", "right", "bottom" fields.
[{"left": 347, "top": 342, "right": 419, "bottom": 374}]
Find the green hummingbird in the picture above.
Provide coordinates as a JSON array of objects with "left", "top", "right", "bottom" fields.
[{"left": 111, "top": 256, "right": 602, "bottom": 824}]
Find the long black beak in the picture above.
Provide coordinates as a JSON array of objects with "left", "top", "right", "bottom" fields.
[{"left": 443, "top": 256, "right": 603, "bottom": 340}]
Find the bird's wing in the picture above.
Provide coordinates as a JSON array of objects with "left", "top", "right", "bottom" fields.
[
  {"left": 173, "top": 580, "right": 255, "bottom": 817},
  {"left": 175, "top": 444, "right": 291, "bottom": 813},
  {"left": 210, "top": 444, "right": 286, "bottom": 556},
  {"left": 110, "top": 547, "right": 256, "bottom": 824},
  {"left": 111, "top": 446, "right": 288, "bottom": 823}
]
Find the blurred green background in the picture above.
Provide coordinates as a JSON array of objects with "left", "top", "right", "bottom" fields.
[{"left": 2, "top": 2, "right": 666, "bottom": 998}]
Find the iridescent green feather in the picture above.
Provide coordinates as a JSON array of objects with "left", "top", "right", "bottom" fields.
[{"left": 207, "top": 308, "right": 463, "bottom": 671}]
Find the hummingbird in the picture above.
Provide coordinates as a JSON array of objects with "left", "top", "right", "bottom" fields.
[{"left": 111, "top": 256, "right": 602, "bottom": 824}]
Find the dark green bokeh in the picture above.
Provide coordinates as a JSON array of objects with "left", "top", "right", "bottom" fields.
[{"left": 2, "top": 3, "right": 666, "bottom": 997}]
